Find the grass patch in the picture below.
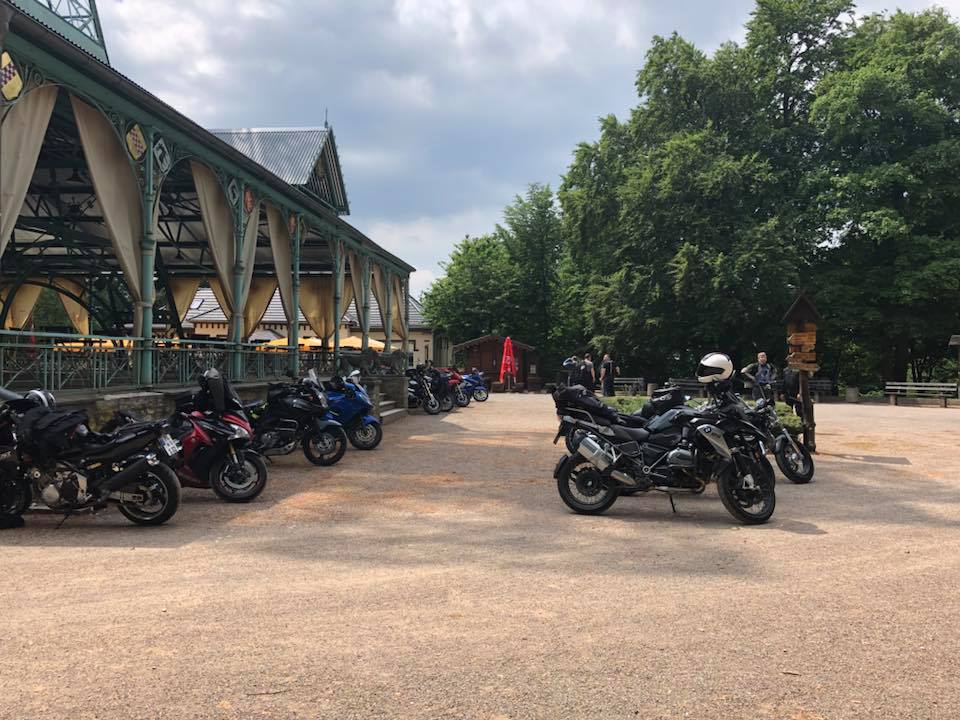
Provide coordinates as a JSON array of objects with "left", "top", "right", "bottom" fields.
[{"left": 602, "top": 395, "right": 804, "bottom": 437}]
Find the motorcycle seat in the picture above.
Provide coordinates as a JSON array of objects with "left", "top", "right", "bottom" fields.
[
  {"left": 615, "top": 413, "right": 648, "bottom": 428},
  {"left": 620, "top": 426, "right": 650, "bottom": 442}
]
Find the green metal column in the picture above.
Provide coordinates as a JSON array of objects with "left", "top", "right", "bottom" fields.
[
  {"left": 383, "top": 269, "right": 393, "bottom": 354},
  {"left": 361, "top": 256, "right": 370, "bottom": 352},
  {"left": 402, "top": 275, "right": 410, "bottom": 366},
  {"left": 332, "top": 239, "right": 343, "bottom": 375},
  {"left": 138, "top": 125, "right": 157, "bottom": 386},
  {"left": 289, "top": 215, "right": 301, "bottom": 375},
  {"left": 230, "top": 193, "right": 245, "bottom": 380}
]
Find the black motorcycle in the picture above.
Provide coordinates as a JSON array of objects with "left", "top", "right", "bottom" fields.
[
  {"left": 246, "top": 369, "right": 347, "bottom": 466},
  {"left": 426, "top": 367, "right": 455, "bottom": 413},
  {"left": 0, "top": 388, "right": 182, "bottom": 526},
  {"left": 553, "top": 382, "right": 775, "bottom": 524},
  {"left": 407, "top": 366, "right": 441, "bottom": 415},
  {"left": 746, "top": 390, "right": 814, "bottom": 483}
]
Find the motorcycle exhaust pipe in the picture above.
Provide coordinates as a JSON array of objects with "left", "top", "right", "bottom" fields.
[
  {"left": 576, "top": 435, "right": 614, "bottom": 471},
  {"left": 577, "top": 435, "right": 638, "bottom": 487},
  {"left": 99, "top": 457, "right": 151, "bottom": 496}
]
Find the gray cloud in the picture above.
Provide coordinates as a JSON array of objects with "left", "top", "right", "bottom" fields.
[{"left": 98, "top": 0, "right": 959, "bottom": 294}]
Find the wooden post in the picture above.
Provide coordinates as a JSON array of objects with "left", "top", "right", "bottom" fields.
[{"left": 783, "top": 292, "right": 822, "bottom": 453}]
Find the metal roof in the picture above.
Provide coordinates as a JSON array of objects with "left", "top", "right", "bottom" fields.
[
  {"left": 4, "top": 3, "right": 412, "bottom": 273},
  {"left": 211, "top": 128, "right": 329, "bottom": 186},
  {"left": 185, "top": 287, "right": 430, "bottom": 332}
]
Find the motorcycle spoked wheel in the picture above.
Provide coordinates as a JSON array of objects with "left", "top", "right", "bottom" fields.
[
  {"left": 116, "top": 464, "right": 182, "bottom": 525},
  {"left": 716, "top": 455, "right": 776, "bottom": 525},
  {"left": 210, "top": 453, "right": 268, "bottom": 503},
  {"left": 348, "top": 422, "right": 383, "bottom": 450},
  {"left": 455, "top": 389, "right": 471, "bottom": 408},
  {"left": 472, "top": 387, "right": 489, "bottom": 402},
  {"left": 302, "top": 427, "right": 348, "bottom": 466},
  {"left": 439, "top": 395, "right": 455, "bottom": 412},
  {"left": 556, "top": 454, "right": 619, "bottom": 515},
  {"left": 775, "top": 440, "right": 814, "bottom": 484}
]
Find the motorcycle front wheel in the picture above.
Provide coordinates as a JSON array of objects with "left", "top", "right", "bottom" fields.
[
  {"left": 116, "top": 464, "right": 182, "bottom": 525},
  {"left": 775, "top": 440, "right": 814, "bottom": 484},
  {"left": 455, "top": 389, "right": 471, "bottom": 408},
  {"left": 557, "top": 454, "right": 619, "bottom": 515},
  {"left": 423, "top": 396, "right": 441, "bottom": 415},
  {"left": 348, "top": 422, "right": 383, "bottom": 450},
  {"left": 303, "top": 427, "right": 348, "bottom": 466},
  {"left": 210, "top": 452, "right": 268, "bottom": 503},
  {"left": 472, "top": 387, "right": 489, "bottom": 402},
  {"left": 439, "top": 395, "right": 455, "bottom": 412},
  {"left": 717, "top": 456, "right": 775, "bottom": 525}
]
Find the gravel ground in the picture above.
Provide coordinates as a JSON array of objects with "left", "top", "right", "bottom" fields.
[{"left": 2, "top": 395, "right": 959, "bottom": 720}]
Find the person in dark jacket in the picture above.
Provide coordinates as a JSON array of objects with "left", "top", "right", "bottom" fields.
[
  {"left": 600, "top": 354, "right": 618, "bottom": 397},
  {"left": 741, "top": 351, "right": 777, "bottom": 401}
]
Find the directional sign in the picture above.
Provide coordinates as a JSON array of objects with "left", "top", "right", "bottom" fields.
[
  {"left": 788, "top": 362, "right": 820, "bottom": 373},
  {"left": 788, "top": 351, "right": 817, "bottom": 362},
  {"left": 787, "top": 332, "right": 817, "bottom": 347}
]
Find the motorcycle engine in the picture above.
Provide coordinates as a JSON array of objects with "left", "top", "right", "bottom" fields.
[
  {"left": 31, "top": 467, "right": 88, "bottom": 508},
  {"left": 259, "top": 431, "right": 297, "bottom": 456}
]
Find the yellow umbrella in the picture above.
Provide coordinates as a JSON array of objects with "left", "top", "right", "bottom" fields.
[
  {"left": 335, "top": 335, "right": 384, "bottom": 350},
  {"left": 261, "top": 336, "right": 326, "bottom": 351}
]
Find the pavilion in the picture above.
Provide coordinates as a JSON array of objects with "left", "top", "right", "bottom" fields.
[{"left": 0, "top": 0, "right": 414, "bottom": 392}]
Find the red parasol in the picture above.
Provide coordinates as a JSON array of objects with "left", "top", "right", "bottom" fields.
[{"left": 498, "top": 336, "right": 517, "bottom": 384}]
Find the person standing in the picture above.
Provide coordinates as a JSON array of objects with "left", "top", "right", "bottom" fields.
[
  {"left": 582, "top": 353, "right": 596, "bottom": 393},
  {"left": 562, "top": 355, "right": 580, "bottom": 386},
  {"left": 600, "top": 353, "right": 618, "bottom": 397},
  {"left": 741, "top": 351, "right": 777, "bottom": 401}
]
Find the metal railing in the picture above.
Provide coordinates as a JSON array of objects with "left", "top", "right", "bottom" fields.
[{"left": 0, "top": 331, "right": 297, "bottom": 391}]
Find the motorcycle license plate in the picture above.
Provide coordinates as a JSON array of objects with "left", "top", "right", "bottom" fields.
[{"left": 159, "top": 434, "right": 181, "bottom": 457}]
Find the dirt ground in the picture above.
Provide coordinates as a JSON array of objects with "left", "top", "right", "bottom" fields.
[{"left": 2, "top": 395, "right": 959, "bottom": 720}]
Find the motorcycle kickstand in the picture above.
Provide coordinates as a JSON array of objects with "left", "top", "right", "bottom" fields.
[
  {"left": 668, "top": 494, "right": 677, "bottom": 514},
  {"left": 55, "top": 511, "right": 73, "bottom": 530}
]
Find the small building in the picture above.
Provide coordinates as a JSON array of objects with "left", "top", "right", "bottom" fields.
[
  {"left": 950, "top": 335, "right": 960, "bottom": 383},
  {"left": 452, "top": 336, "right": 539, "bottom": 390},
  {"left": 185, "top": 287, "right": 439, "bottom": 367}
]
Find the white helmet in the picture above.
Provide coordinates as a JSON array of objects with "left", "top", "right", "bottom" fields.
[
  {"left": 26, "top": 389, "right": 56, "bottom": 409},
  {"left": 697, "top": 353, "right": 733, "bottom": 384}
]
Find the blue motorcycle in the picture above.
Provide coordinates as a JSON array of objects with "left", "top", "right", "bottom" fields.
[
  {"left": 324, "top": 371, "right": 383, "bottom": 450},
  {"left": 461, "top": 368, "right": 489, "bottom": 402}
]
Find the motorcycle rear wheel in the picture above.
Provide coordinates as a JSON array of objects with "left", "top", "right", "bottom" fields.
[
  {"left": 775, "top": 441, "right": 814, "bottom": 484},
  {"left": 557, "top": 455, "right": 619, "bottom": 515},
  {"left": 439, "top": 395, "right": 455, "bottom": 412},
  {"left": 348, "top": 422, "right": 382, "bottom": 450},
  {"left": 303, "top": 427, "right": 347, "bottom": 466},
  {"left": 717, "top": 456, "right": 775, "bottom": 525},
  {"left": 117, "top": 464, "right": 182, "bottom": 525},
  {"left": 1, "top": 476, "right": 31, "bottom": 519},
  {"left": 472, "top": 387, "right": 489, "bottom": 402},
  {"left": 210, "top": 452, "right": 268, "bottom": 503}
]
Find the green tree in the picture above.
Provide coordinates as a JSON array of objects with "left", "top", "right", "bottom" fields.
[
  {"left": 421, "top": 234, "right": 517, "bottom": 343},
  {"left": 810, "top": 9, "right": 960, "bottom": 382}
]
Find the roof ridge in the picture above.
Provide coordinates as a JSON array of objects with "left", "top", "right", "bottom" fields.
[{"left": 209, "top": 127, "right": 330, "bottom": 134}]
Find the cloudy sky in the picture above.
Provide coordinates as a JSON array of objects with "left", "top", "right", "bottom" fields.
[{"left": 97, "top": 0, "right": 958, "bottom": 295}]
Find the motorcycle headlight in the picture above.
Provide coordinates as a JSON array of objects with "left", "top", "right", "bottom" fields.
[{"left": 228, "top": 423, "right": 250, "bottom": 440}]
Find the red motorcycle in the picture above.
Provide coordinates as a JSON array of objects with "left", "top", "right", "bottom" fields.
[
  {"left": 106, "top": 369, "right": 268, "bottom": 503},
  {"left": 171, "top": 369, "right": 268, "bottom": 502},
  {"left": 445, "top": 369, "right": 470, "bottom": 408}
]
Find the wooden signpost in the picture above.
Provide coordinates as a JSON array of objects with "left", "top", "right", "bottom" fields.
[{"left": 783, "top": 292, "right": 822, "bottom": 452}]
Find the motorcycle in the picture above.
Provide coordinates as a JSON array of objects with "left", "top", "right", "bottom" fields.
[
  {"left": 324, "top": 370, "right": 383, "bottom": 450},
  {"left": 552, "top": 381, "right": 775, "bottom": 524},
  {"left": 246, "top": 369, "right": 347, "bottom": 466},
  {"left": 0, "top": 387, "right": 182, "bottom": 526},
  {"left": 746, "top": 389, "right": 814, "bottom": 483},
  {"left": 427, "top": 367, "right": 455, "bottom": 412},
  {"left": 407, "top": 366, "right": 441, "bottom": 415},
  {"left": 461, "top": 368, "right": 489, "bottom": 402},
  {"left": 447, "top": 369, "right": 471, "bottom": 408}
]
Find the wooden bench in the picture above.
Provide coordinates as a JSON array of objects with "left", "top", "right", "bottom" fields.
[
  {"left": 808, "top": 378, "right": 832, "bottom": 402},
  {"left": 885, "top": 382, "right": 958, "bottom": 408},
  {"left": 613, "top": 377, "right": 644, "bottom": 395},
  {"left": 667, "top": 377, "right": 707, "bottom": 398}
]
